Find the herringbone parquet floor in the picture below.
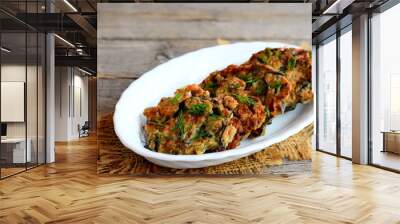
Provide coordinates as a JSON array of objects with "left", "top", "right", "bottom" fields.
[{"left": 1, "top": 136, "right": 400, "bottom": 224}]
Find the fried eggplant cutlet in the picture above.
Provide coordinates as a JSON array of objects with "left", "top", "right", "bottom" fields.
[{"left": 143, "top": 48, "right": 313, "bottom": 155}]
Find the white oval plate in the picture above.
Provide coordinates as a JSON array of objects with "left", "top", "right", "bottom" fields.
[{"left": 114, "top": 42, "right": 313, "bottom": 169}]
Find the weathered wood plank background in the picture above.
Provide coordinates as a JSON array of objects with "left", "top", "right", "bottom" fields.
[
  {"left": 97, "top": 3, "right": 312, "bottom": 175},
  {"left": 98, "top": 3, "right": 311, "bottom": 114}
]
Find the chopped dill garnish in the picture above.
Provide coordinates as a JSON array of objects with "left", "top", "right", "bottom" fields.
[
  {"left": 240, "top": 74, "right": 259, "bottom": 85},
  {"left": 257, "top": 53, "right": 268, "bottom": 63},
  {"left": 287, "top": 57, "right": 297, "bottom": 71},
  {"left": 284, "top": 104, "right": 297, "bottom": 112},
  {"left": 173, "top": 110, "right": 185, "bottom": 139},
  {"left": 233, "top": 94, "right": 255, "bottom": 106},
  {"left": 255, "top": 80, "right": 267, "bottom": 95},
  {"left": 269, "top": 81, "right": 282, "bottom": 94},
  {"left": 204, "top": 82, "right": 217, "bottom": 89},
  {"left": 275, "top": 50, "right": 282, "bottom": 59},
  {"left": 192, "top": 128, "right": 211, "bottom": 141},
  {"left": 265, "top": 107, "right": 271, "bottom": 118},
  {"left": 209, "top": 114, "right": 222, "bottom": 120},
  {"left": 265, "top": 48, "right": 273, "bottom": 57},
  {"left": 170, "top": 93, "right": 183, "bottom": 104},
  {"left": 188, "top": 103, "right": 208, "bottom": 115}
]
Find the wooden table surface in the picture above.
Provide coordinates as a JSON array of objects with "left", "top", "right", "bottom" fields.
[{"left": 97, "top": 3, "right": 311, "bottom": 114}]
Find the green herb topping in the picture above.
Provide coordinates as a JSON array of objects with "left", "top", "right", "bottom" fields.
[
  {"left": 233, "top": 94, "right": 255, "bottom": 107},
  {"left": 192, "top": 128, "right": 211, "bottom": 141},
  {"left": 204, "top": 82, "right": 217, "bottom": 89},
  {"left": 265, "top": 107, "right": 271, "bottom": 118},
  {"left": 275, "top": 50, "right": 282, "bottom": 59},
  {"left": 173, "top": 110, "right": 185, "bottom": 139},
  {"left": 269, "top": 81, "right": 282, "bottom": 94},
  {"left": 265, "top": 48, "right": 273, "bottom": 57},
  {"left": 257, "top": 54, "right": 268, "bottom": 64},
  {"left": 188, "top": 103, "right": 208, "bottom": 115},
  {"left": 284, "top": 104, "right": 296, "bottom": 112},
  {"left": 170, "top": 93, "right": 183, "bottom": 104},
  {"left": 287, "top": 57, "right": 297, "bottom": 71},
  {"left": 301, "top": 81, "right": 311, "bottom": 89},
  {"left": 255, "top": 80, "right": 267, "bottom": 95},
  {"left": 209, "top": 114, "right": 222, "bottom": 120},
  {"left": 240, "top": 74, "right": 259, "bottom": 85}
]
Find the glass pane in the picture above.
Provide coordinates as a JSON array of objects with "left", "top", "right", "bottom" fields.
[
  {"left": 27, "top": 31, "right": 38, "bottom": 169},
  {"left": 318, "top": 37, "right": 337, "bottom": 154},
  {"left": 340, "top": 29, "right": 352, "bottom": 158},
  {"left": 1, "top": 30, "right": 27, "bottom": 177},
  {"left": 26, "top": 0, "right": 38, "bottom": 169},
  {"left": 38, "top": 33, "right": 45, "bottom": 165},
  {"left": 312, "top": 45, "right": 317, "bottom": 150},
  {"left": 371, "top": 3, "right": 400, "bottom": 171}
]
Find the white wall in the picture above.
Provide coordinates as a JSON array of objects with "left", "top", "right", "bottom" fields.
[
  {"left": 1, "top": 65, "right": 38, "bottom": 138},
  {"left": 55, "top": 66, "right": 70, "bottom": 141},
  {"left": 55, "top": 67, "right": 89, "bottom": 141},
  {"left": 70, "top": 73, "right": 89, "bottom": 139},
  {"left": 1, "top": 63, "right": 46, "bottom": 164},
  {"left": 1, "top": 65, "right": 26, "bottom": 139}
]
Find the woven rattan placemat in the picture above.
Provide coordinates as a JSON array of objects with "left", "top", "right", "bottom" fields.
[{"left": 97, "top": 113, "right": 313, "bottom": 176}]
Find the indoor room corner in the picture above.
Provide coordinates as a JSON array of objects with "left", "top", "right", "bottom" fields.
[
  {"left": 314, "top": 1, "right": 400, "bottom": 172},
  {"left": 54, "top": 66, "right": 96, "bottom": 142},
  {"left": 53, "top": 65, "right": 97, "bottom": 165}
]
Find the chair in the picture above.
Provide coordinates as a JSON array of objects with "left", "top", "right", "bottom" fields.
[{"left": 78, "top": 121, "right": 90, "bottom": 138}]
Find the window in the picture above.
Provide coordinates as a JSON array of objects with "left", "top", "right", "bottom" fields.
[
  {"left": 370, "top": 3, "right": 400, "bottom": 171},
  {"left": 316, "top": 26, "right": 353, "bottom": 159},
  {"left": 317, "top": 37, "right": 337, "bottom": 154},
  {"left": 339, "top": 28, "right": 352, "bottom": 158},
  {"left": 0, "top": 2, "right": 47, "bottom": 179}
]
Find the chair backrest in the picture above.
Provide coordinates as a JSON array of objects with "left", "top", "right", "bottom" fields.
[{"left": 82, "top": 121, "right": 90, "bottom": 129}]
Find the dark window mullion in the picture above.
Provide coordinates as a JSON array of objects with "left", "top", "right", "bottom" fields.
[
  {"left": 0, "top": 25, "right": 2, "bottom": 179},
  {"left": 37, "top": 0, "right": 40, "bottom": 167},
  {"left": 315, "top": 45, "right": 320, "bottom": 151},
  {"left": 367, "top": 11, "right": 373, "bottom": 165},
  {"left": 25, "top": 0, "right": 28, "bottom": 171},
  {"left": 336, "top": 26, "right": 341, "bottom": 157},
  {"left": 36, "top": 0, "right": 39, "bottom": 167}
]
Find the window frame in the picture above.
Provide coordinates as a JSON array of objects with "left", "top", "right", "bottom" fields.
[
  {"left": 367, "top": 1, "right": 400, "bottom": 173},
  {"left": 0, "top": 1, "right": 48, "bottom": 180},
  {"left": 315, "top": 24, "right": 353, "bottom": 161}
]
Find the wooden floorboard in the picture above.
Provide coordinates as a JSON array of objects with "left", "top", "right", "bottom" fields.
[{"left": 0, "top": 136, "right": 400, "bottom": 223}]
